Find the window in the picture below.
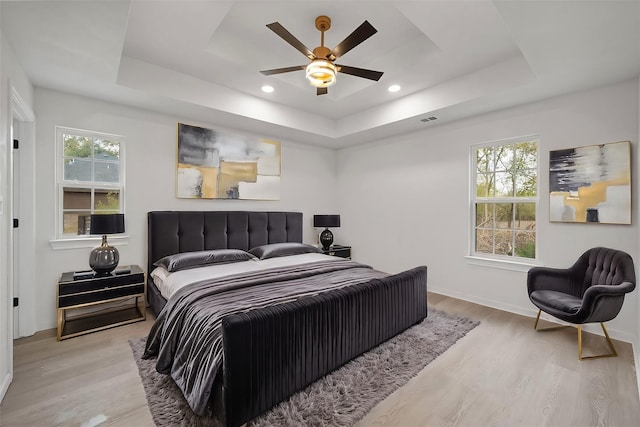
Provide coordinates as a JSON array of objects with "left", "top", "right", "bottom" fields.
[
  {"left": 56, "top": 127, "right": 124, "bottom": 238},
  {"left": 471, "top": 136, "right": 537, "bottom": 260}
]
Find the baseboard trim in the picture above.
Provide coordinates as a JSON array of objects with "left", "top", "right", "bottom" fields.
[
  {"left": 428, "top": 286, "right": 635, "bottom": 344},
  {"left": 0, "top": 372, "right": 12, "bottom": 403}
]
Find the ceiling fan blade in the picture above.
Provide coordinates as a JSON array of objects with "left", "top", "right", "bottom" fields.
[
  {"left": 330, "top": 20, "right": 377, "bottom": 59},
  {"left": 336, "top": 64, "right": 384, "bottom": 81},
  {"left": 266, "top": 22, "right": 315, "bottom": 59},
  {"left": 317, "top": 87, "right": 328, "bottom": 96},
  {"left": 260, "top": 65, "right": 305, "bottom": 75}
]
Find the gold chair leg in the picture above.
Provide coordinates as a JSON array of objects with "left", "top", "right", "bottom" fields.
[
  {"left": 578, "top": 322, "right": 618, "bottom": 361},
  {"left": 578, "top": 325, "right": 583, "bottom": 359},
  {"left": 534, "top": 311, "right": 618, "bottom": 360},
  {"left": 533, "top": 309, "right": 568, "bottom": 331}
]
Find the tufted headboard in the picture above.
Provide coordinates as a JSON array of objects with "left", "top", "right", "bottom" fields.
[{"left": 147, "top": 211, "right": 303, "bottom": 277}]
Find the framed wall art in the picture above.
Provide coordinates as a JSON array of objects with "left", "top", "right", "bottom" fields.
[
  {"left": 176, "top": 123, "right": 281, "bottom": 200},
  {"left": 549, "top": 140, "right": 630, "bottom": 224}
]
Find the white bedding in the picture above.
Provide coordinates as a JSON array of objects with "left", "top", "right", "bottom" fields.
[{"left": 151, "top": 252, "right": 341, "bottom": 300}]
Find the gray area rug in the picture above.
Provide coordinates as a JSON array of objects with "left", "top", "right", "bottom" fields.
[{"left": 129, "top": 308, "right": 479, "bottom": 427}]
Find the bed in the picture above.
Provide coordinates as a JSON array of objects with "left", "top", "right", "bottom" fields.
[{"left": 143, "top": 210, "right": 428, "bottom": 427}]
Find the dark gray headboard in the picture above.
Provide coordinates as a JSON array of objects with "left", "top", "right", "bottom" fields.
[{"left": 147, "top": 211, "right": 303, "bottom": 275}]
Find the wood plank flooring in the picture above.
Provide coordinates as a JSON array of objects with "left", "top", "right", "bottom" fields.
[
  {"left": 1, "top": 293, "right": 639, "bottom": 427},
  {"left": 0, "top": 317, "right": 155, "bottom": 427}
]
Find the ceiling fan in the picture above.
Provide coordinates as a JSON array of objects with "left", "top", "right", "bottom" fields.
[{"left": 260, "top": 15, "right": 384, "bottom": 96}]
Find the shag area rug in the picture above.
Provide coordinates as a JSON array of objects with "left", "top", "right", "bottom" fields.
[{"left": 130, "top": 308, "right": 479, "bottom": 427}]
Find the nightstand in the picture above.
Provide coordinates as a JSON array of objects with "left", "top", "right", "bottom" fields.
[
  {"left": 57, "top": 265, "right": 146, "bottom": 341},
  {"left": 321, "top": 245, "right": 351, "bottom": 259}
]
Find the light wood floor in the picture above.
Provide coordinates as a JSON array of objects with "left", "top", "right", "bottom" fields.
[{"left": 1, "top": 294, "right": 639, "bottom": 427}]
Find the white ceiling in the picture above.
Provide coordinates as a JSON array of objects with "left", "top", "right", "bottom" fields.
[{"left": 2, "top": 0, "right": 639, "bottom": 148}]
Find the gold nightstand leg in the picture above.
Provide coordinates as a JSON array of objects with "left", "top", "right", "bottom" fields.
[
  {"left": 57, "top": 308, "right": 64, "bottom": 341},
  {"left": 136, "top": 295, "right": 147, "bottom": 320}
]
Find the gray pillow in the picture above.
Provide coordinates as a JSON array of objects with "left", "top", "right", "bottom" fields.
[
  {"left": 249, "top": 243, "right": 320, "bottom": 260},
  {"left": 154, "top": 249, "right": 257, "bottom": 272}
]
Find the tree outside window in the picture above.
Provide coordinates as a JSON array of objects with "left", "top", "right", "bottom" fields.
[{"left": 473, "top": 138, "right": 537, "bottom": 259}]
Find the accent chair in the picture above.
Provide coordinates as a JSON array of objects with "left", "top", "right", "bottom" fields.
[{"left": 527, "top": 247, "right": 636, "bottom": 360}]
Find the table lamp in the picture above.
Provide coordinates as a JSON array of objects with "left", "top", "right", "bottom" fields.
[
  {"left": 313, "top": 214, "right": 340, "bottom": 250},
  {"left": 89, "top": 213, "right": 125, "bottom": 275}
]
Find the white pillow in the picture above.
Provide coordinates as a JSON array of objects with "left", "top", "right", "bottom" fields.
[{"left": 150, "top": 266, "right": 170, "bottom": 286}]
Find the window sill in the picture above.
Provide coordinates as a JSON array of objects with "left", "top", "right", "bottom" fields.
[
  {"left": 50, "top": 235, "right": 130, "bottom": 251},
  {"left": 464, "top": 255, "right": 541, "bottom": 272}
]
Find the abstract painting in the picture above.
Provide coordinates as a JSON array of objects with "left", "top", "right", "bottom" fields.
[
  {"left": 176, "top": 123, "right": 281, "bottom": 200},
  {"left": 549, "top": 141, "right": 630, "bottom": 224}
]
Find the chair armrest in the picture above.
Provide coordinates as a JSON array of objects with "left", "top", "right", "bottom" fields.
[
  {"left": 579, "top": 281, "right": 635, "bottom": 323},
  {"left": 583, "top": 281, "right": 636, "bottom": 299},
  {"left": 527, "top": 266, "right": 576, "bottom": 295}
]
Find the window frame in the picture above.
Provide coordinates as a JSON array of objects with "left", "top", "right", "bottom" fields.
[
  {"left": 468, "top": 135, "right": 540, "bottom": 267},
  {"left": 52, "top": 126, "right": 127, "bottom": 248}
]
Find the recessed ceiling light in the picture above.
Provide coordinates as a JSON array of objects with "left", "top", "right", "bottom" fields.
[
  {"left": 261, "top": 85, "right": 274, "bottom": 93},
  {"left": 388, "top": 84, "right": 401, "bottom": 93}
]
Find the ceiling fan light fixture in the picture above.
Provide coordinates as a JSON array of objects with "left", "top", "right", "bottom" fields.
[
  {"left": 261, "top": 17, "right": 382, "bottom": 95},
  {"left": 306, "top": 59, "right": 337, "bottom": 88}
]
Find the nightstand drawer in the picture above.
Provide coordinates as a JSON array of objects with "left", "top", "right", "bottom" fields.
[
  {"left": 58, "top": 283, "right": 145, "bottom": 307},
  {"left": 58, "top": 272, "right": 144, "bottom": 296},
  {"left": 327, "top": 248, "right": 350, "bottom": 258},
  {"left": 321, "top": 245, "right": 351, "bottom": 259}
]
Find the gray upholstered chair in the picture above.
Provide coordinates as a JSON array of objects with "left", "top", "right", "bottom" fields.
[{"left": 527, "top": 247, "right": 636, "bottom": 360}]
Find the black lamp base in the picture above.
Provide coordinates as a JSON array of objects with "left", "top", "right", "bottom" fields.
[
  {"left": 320, "top": 228, "right": 334, "bottom": 250},
  {"left": 89, "top": 235, "right": 120, "bottom": 275}
]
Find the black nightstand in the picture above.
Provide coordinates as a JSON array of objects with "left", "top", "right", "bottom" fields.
[
  {"left": 321, "top": 245, "right": 351, "bottom": 259},
  {"left": 57, "top": 265, "right": 146, "bottom": 340}
]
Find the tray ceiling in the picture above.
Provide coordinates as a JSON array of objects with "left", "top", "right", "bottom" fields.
[{"left": 2, "top": 1, "right": 639, "bottom": 148}]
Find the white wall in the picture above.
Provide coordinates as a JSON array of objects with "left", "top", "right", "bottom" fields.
[
  {"left": 0, "top": 25, "right": 34, "bottom": 399},
  {"left": 637, "top": 75, "right": 640, "bottom": 385},
  {"left": 0, "top": 16, "right": 8, "bottom": 404},
  {"left": 337, "top": 79, "right": 640, "bottom": 343},
  {"left": 33, "top": 88, "right": 338, "bottom": 331},
  {"left": 19, "top": 72, "right": 640, "bottom": 350}
]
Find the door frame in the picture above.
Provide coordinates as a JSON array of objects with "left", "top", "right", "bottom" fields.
[
  {"left": 10, "top": 86, "right": 36, "bottom": 339},
  {"left": 1, "top": 84, "right": 35, "bottom": 403}
]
